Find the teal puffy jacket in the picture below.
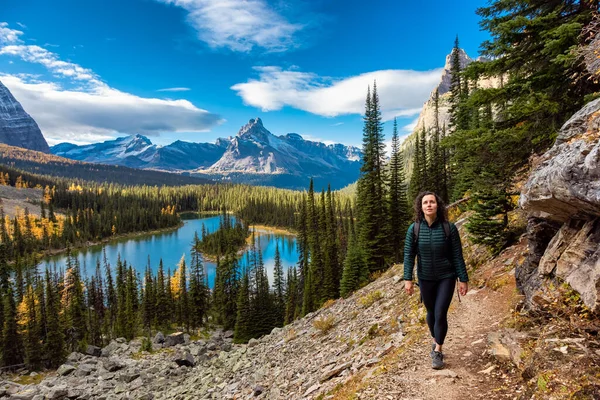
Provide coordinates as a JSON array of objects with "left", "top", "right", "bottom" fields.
[{"left": 403, "top": 219, "right": 468, "bottom": 282}]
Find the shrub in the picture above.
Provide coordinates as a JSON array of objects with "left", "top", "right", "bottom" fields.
[{"left": 313, "top": 315, "right": 336, "bottom": 334}]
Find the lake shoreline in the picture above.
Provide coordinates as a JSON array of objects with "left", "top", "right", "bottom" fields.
[
  {"left": 39, "top": 222, "right": 185, "bottom": 260},
  {"left": 200, "top": 224, "right": 296, "bottom": 263}
]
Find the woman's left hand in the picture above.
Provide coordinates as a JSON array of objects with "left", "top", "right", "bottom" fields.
[{"left": 458, "top": 281, "right": 468, "bottom": 296}]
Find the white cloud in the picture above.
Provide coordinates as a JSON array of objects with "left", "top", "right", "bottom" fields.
[
  {"left": 231, "top": 66, "right": 442, "bottom": 120},
  {"left": 0, "top": 22, "right": 222, "bottom": 144},
  {"left": 1, "top": 74, "right": 222, "bottom": 144},
  {"left": 0, "top": 22, "right": 24, "bottom": 44},
  {"left": 157, "top": 87, "right": 191, "bottom": 92},
  {"left": 0, "top": 44, "right": 105, "bottom": 87},
  {"left": 156, "top": 0, "right": 303, "bottom": 52},
  {"left": 16, "top": 22, "right": 27, "bottom": 29}
]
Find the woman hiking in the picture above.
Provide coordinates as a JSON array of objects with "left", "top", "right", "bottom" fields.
[{"left": 403, "top": 191, "right": 469, "bottom": 370}]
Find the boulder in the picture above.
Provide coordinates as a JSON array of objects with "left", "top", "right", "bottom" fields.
[
  {"left": 173, "top": 351, "right": 195, "bottom": 367},
  {"left": 153, "top": 332, "right": 165, "bottom": 344},
  {"left": 520, "top": 97, "right": 600, "bottom": 222},
  {"left": 101, "top": 340, "right": 121, "bottom": 357},
  {"left": 66, "top": 352, "right": 82, "bottom": 363},
  {"left": 86, "top": 345, "right": 102, "bottom": 357},
  {"left": 56, "top": 364, "right": 76, "bottom": 376},
  {"left": 102, "top": 359, "right": 125, "bottom": 372},
  {"left": 487, "top": 329, "right": 526, "bottom": 368},
  {"left": 165, "top": 332, "right": 185, "bottom": 347}
]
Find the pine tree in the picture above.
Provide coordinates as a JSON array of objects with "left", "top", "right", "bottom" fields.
[
  {"left": 189, "top": 232, "right": 208, "bottom": 329},
  {"left": 2, "top": 284, "right": 22, "bottom": 367},
  {"left": 233, "top": 269, "right": 251, "bottom": 343},
  {"left": 272, "top": 241, "right": 285, "bottom": 327},
  {"left": 23, "top": 282, "right": 42, "bottom": 369},
  {"left": 64, "top": 256, "right": 87, "bottom": 352},
  {"left": 448, "top": 36, "right": 464, "bottom": 132},
  {"left": 388, "top": 118, "right": 410, "bottom": 263},
  {"left": 356, "top": 83, "right": 390, "bottom": 274},
  {"left": 465, "top": 188, "right": 512, "bottom": 255},
  {"left": 155, "top": 259, "right": 169, "bottom": 330},
  {"left": 340, "top": 237, "right": 369, "bottom": 298},
  {"left": 284, "top": 267, "right": 299, "bottom": 325},
  {"left": 44, "top": 268, "right": 65, "bottom": 368}
]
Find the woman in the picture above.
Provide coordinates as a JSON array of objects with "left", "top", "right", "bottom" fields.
[{"left": 403, "top": 191, "right": 468, "bottom": 370}]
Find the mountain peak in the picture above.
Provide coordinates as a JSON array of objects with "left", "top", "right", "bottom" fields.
[
  {"left": 237, "top": 117, "right": 271, "bottom": 143},
  {"left": 0, "top": 80, "right": 51, "bottom": 153},
  {"left": 438, "top": 48, "right": 473, "bottom": 95}
]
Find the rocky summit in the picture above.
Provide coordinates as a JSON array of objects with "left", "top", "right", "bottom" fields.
[{"left": 0, "top": 80, "right": 50, "bottom": 153}]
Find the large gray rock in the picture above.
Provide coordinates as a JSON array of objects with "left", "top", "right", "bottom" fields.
[
  {"left": 164, "top": 332, "right": 185, "bottom": 347},
  {"left": 520, "top": 97, "right": 600, "bottom": 222},
  {"left": 519, "top": 98, "right": 600, "bottom": 311},
  {"left": 173, "top": 351, "right": 195, "bottom": 367},
  {"left": 0, "top": 80, "right": 50, "bottom": 153},
  {"left": 537, "top": 218, "right": 600, "bottom": 310},
  {"left": 86, "top": 345, "right": 102, "bottom": 357},
  {"left": 56, "top": 364, "right": 76, "bottom": 376},
  {"left": 153, "top": 332, "right": 165, "bottom": 344}
]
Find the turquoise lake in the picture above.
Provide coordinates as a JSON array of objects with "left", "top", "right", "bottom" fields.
[{"left": 38, "top": 214, "right": 299, "bottom": 289}]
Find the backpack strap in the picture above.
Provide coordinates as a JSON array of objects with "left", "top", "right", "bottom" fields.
[
  {"left": 442, "top": 221, "right": 450, "bottom": 240},
  {"left": 412, "top": 221, "right": 421, "bottom": 248}
]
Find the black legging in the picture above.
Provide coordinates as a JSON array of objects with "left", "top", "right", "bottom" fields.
[{"left": 419, "top": 278, "right": 456, "bottom": 345}]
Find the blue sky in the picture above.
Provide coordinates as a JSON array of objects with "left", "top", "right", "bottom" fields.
[{"left": 0, "top": 0, "right": 489, "bottom": 148}]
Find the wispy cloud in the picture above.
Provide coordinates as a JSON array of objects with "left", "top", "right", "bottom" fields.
[
  {"left": 332, "top": 122, "right": 344, "bottom": 126},
  {"left": 0, "top": 22, "right": 222, "bottom": 144},
  {"left": 156, "top": 0, "right": 304, "bottom": 52},
  {"left": 16, "top": 22, "right": 27, "bottom": 29},
  {"left": 157, "top": 87, "right": 191, "bottom": 92},
  {"left": 0, "top": 22, "right": 24, "bottom": 44},
  {"left": 231, "top": 66, "right": 441, "bottom": 121},
  {"left": 0, "top": 44, "right": 106, "bottom": 88}
]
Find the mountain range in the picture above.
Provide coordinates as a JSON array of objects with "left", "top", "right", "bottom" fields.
[{"left": 51, "top": 118, "right": 362, "bottom": 190}]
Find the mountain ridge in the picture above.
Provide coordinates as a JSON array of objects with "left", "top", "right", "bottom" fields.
[{"left": 51, "top": 117, "right": 362, "bottom": 190}]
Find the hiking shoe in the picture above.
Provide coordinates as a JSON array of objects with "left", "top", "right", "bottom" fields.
[
  {"left": 432, "top": 351, "right": 444, "bottom": 369},
  {"left": 430, "top": 342, "right": 436, "bottom": 357}
]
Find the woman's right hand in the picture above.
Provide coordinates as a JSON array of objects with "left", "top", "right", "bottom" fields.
[{"left": 404, "top": 280, "right": 414, "bottom": 295}]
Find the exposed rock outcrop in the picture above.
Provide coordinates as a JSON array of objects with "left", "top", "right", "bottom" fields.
[
  {"left": 400, "top": 49, "right": 500, "bottom": 176},
  {"left": 519, "top": 98, "right": 600, "bottom": 311},
  {"left": 0, "top": 81, "right": 50, "bottom": 153}
]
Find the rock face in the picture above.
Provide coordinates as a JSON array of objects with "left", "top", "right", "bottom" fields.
[
  {"left": 0, "top": 80, "right": 50, "bottom": 153},
  {"left": 519, "top": 98, "right": 600, "bottom": 311},
  {"left": 400, "top": 49, "right": 500, "bottom": 176}
]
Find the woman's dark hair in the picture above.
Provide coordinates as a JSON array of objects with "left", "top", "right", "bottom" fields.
[{"left": 413, "top": 191, "right": 448, "bottom": 223}]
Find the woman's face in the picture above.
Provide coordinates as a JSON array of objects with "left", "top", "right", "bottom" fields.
[{"left": 421, "top": 194, "right": 438, "bottom": 218}]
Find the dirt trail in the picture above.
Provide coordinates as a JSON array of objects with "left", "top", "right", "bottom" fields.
[{"left": 353, "top": 244, "right": 527, "bottom": 400}]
